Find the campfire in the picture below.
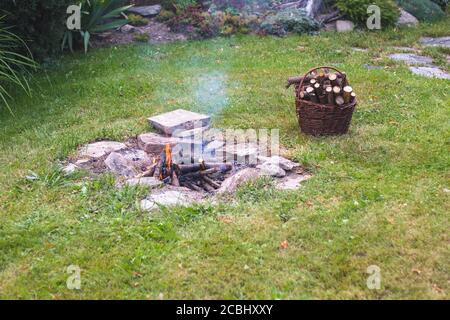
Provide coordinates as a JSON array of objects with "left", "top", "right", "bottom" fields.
[{"left": 141, "top": 143, "right": 233, "bottom": 192}]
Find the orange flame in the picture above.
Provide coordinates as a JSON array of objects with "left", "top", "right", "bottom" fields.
[{"left": 165, "top": 144, "right": 172, "bottom": 169}]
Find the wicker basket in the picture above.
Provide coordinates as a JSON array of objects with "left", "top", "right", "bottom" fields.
[{"left": 295, "top": 66, "right": 356, "bottom": 136}]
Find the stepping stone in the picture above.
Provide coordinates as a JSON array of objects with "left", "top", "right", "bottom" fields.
[
  {"left": 127, "top": 5, "right": 161, "bottom": 17},
  {"left": 389, "top": 53, "right": 433, "bottom": 66},
  {"left": 148, "top": 109, "right": 211, "bottom": 135},
  {"left": 392, "top": 46, "right": 418, "bottom": 52},
  {"left": 79, "top": 141, "right": 127, "bottom": 159},
  {"left": 364, "top": 64, "right": 384, "bottom": 70},
  {"left": 420, "top": 37, "right": 450, "bottom": 48},
  {"left": 352, "top": 47, "right": 368, "bottom": 52},
  {"left": 409, "top": 67, "right": 450, "bottom": 80}
]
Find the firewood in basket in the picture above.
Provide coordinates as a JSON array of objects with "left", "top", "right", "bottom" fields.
[
  {"left": 326, "top": 86, "right": 334, "bottom": 105},
  {"left": 286, "top": 76, "right": 311, "bottom": 88},
  {"left": 333, "top": 86, "right": 341, "bottom": 96},
  {"left": 314, "top": 83, "right": 321, "bottom": 97},
  {"left": 343, "top": 86, "right": 353, "bottom": 104},
  {"left": 305, "top": 87, "right": 314, "bottom": 100},
  {"left": 328, "top": 73, "right": 337, "bottom": 83},
  {"left": 309, "top": 78, "right": 317, "bottom": 86},
  {"left": 309, "top": 93, "right": 319, "bottom": 103},
  {"left": 351, "top": 92, "right": 356, "bottom": 102},
  {"left": 335, "top": 95, "right": 345, "bottom": 106},
  {"left": 319, "top": 94, "right": 328, "bottom": 104}
]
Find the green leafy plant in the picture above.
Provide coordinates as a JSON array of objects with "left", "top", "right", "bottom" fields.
[
  {"left": 62, "top": 0, "right": 132, "bottom": 53},
  {"left": 1, "top": 0, "right": 73, "bottom": 60},
  {"left": 336, "top": 0, "right": 400, "bottom": 27},
  {"left": 0, "top": 15, "right": 36, "bottom": 114},
  {"left": 260, "top": 8, "right": 320, "bottom": 36},
  {"left": 430, "top": 0, "right": 449, "bottom": 11},
  {"left": 396, "top": 0, "right": 446, "bottom": 22},
  {"left": 128, "top": 13, "right": 149, "bottom": 26}
]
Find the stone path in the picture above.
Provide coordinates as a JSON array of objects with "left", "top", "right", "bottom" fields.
[
  {"left": 388, "top": 46, "right": 450, "bottom": 80},
  {"left": 420, "top": 37, "right": 450, "bottom": 48}
]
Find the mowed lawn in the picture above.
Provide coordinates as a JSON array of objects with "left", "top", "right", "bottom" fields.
[{"left": 0, "top": 19, "right": 449, "bottom": 299}]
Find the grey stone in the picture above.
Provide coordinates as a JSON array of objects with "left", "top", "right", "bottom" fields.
[
  {"left": 389, "top": 53, "right": 433, "bottom": 66},
  {"left": 409, "top": 67, "right": 450, "bottom": 80},
  {"left": 276, "top": 172, "right": 312, "bottom": 190},
  {"left": 352, "top": 47, "right": 368, "bottom": 52},
  {"left": 79, "top": 141, "right": 127, "bottom": 159},
  {"left": 257, "top": 162, "right": 286, "bottom": 178},
  {"left": 140, "top": 187, "right": 204, "bottom": 211},
  {"left": 63, "top": 163, "right": 78, "bottom": 175},
  {"left": 217, "top": 168, "right": 260, "bottom": 194},
  {"left": 126, "top": 177, "right": 163, "bottom": 188},
  {"left": 258, "top": 155, "right": 299, "bottom": 171},
  {"left": 105, "top": 152, "right": 137, "bottom": 178},
  {"left": 336, "top": 20, "right": 354, "bottom": 32},
  {"left": 148, "top": 109, "right": 211, "bottom": 135},
  {"left": 127, "top": 5, "right": 161, "bottom": 17},
  {"left": 118, "top": 148, "right": 151, "bottom": 169},
  {"left": 392, "top": 46, "right": 418, "bottom": 52},
  {"left": 120, "top": 24, "right": 136, "bottom": 33},
  {"left": 420, "top": 37, "right": 450, "bottom": 48},
  {"left": 137, "top": 133, "right": 184, "bottom": 154},
  {"left": 364, "top": 64, "right": 384, "bottom": 70},
  {"left": 397, "top": 9, "right": 419, "bottom": 27}
]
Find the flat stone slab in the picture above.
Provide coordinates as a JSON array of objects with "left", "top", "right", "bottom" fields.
[
  {"left": 409, "top": 67, "right": 450, "bottom": 80},
  {"left": 127, "top": 5, "right": 161, "bottom": 17},
  {"left": 148, "top": 109, "right": 211, "bottom": 135},
  {"left": 420, "top": 37, "right": 450, "bottom": 48},
  {"left": 125, "top": 177, "right": 163, "bottom": 188},
  {"left": 140, "top": 187, "right": 204, "bottom": 211},
  {"left": 79, "top": 141, "right": 127, "bottom": 159},
  {"left": 137, "top": 132, "right": 198, "bottom": 154},
  {"left": 389, "top": 53, "right": 434, "bottom": 66}
]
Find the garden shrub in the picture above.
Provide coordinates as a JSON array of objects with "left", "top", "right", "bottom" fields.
[
  {"left": 336, "top": 0, "right": 400, "bottom": 27},
  {"left": 396, "top": 0, "right": 445, "bottom": 22},
  {"left": 260, "top": 8, "right": 320, "bottom": 37},
  {"left": 430, "top": 0, "right": 448, "bottom": 11},
  {"left": 167, "top": 5, "right": 218, "bottom": 38},
  {"left": 128, "top": 13, "right": 149, "bottom": 26},
  {"left": 0, "top": 0, "right": 74, "bottom": 60}
]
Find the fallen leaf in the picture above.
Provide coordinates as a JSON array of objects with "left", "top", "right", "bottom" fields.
[
  {"left": 280, "top": 240, "right": 289, "bottom": 250},
  {"left": 412, "top": 268, "right": 421, "bottom": 275}
]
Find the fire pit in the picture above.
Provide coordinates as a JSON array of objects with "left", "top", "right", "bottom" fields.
[{"left": 68, "top": 109, "right": 312, "bottom": 211}]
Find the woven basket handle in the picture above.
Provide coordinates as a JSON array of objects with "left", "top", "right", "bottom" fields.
[{"left": 298, "top": 66, "right": 346, "bottom": 90}]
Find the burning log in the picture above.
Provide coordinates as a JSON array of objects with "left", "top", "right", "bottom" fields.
[
  {"left": 200, "top": 179, "right": 215, "bottom": 192},
  {"left": 178, "top": 163, "right": 231, "bottom": 174},
  {"left": 182, "top": 168, "right": 218, "bottom": 179}
]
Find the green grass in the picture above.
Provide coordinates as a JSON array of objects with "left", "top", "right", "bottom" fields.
[{"left": 1, "top": 20, "right": 449, "bottom": 299}]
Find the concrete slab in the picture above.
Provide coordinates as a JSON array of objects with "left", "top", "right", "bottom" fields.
[{"left": 148, "top": 109, "right": 210, "bottom": 135}]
